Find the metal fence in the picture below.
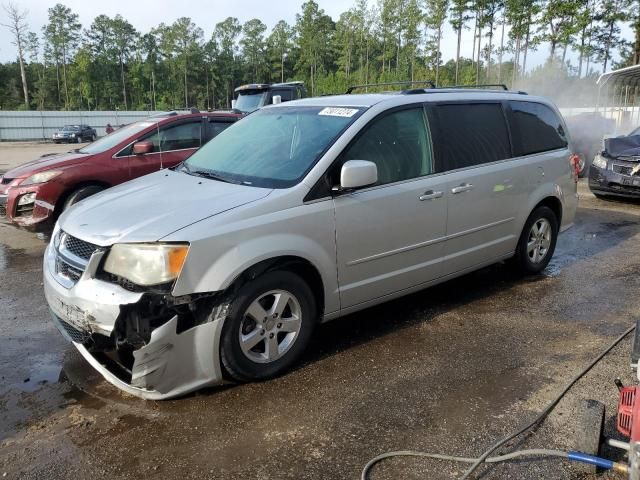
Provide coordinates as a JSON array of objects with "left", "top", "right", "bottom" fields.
[{"left": 0, "top": 110, "right": 160, "bottom": 141}]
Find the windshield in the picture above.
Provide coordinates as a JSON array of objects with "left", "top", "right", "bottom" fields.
[
  {"left": 78, "top": 120, "right": 157, "bottom": 155},
  {"left": 184, "top": 106, "right": 363, "bottom": 188},
  {"left": 62, "top": 125, "right": 80, "bottom": 131},
  {"left": 235, "top": 91, "right": 268, "bottom": 113}
]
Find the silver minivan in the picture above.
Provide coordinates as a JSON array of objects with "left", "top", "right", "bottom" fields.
[{"left": 43, "top": 90, "right": 578, "bottom": 399}]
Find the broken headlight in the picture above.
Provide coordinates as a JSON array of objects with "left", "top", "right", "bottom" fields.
[
  {"left": 104, "top": 243, "right": 189, "bottom": 287},
  {"left": 592, "top": 155, "right": 608, "bottom": 170}
]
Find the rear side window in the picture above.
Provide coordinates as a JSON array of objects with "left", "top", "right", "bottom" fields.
[
  {"left": 430, "top": 103, "right": 511, "bottom": 172},
  {"left": 510, "top": 101, "right": 568, "bottom": 155},
  {"left": 205, "top": 119, "right": 234, "bottom": 142},
  {"left": 146, "top": 120, "right": 202, "bottom": 152},
  {"left": 341, "top": 107, "right": 432, "bottom": 186},
  {"left": 272, "top": 89, "right": 293, "bottom": 102}
]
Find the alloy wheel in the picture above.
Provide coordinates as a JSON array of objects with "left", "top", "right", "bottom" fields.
[
  {"left": 527, "top": 218, "right": 552, "bottom": 264},
  {"left": 239, "top": 290, "right": 302, "bottom": 364}
]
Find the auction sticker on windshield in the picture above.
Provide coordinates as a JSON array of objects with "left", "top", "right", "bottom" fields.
[{"left": 318, "top": 107, "right": 359, "bottom": 117}]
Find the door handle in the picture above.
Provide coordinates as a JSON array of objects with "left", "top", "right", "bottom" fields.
[
  {"left": 419, "top": 190, "right": 443, "bottom": 201},
  {"left": 451, "top": 183, "right": 473, "bottom": 194}
]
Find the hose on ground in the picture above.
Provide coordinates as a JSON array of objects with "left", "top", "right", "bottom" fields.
[{"left": 361, "top": 323, "right": 636, "bottom": 480}]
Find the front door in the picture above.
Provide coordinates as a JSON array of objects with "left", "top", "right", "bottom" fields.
[{"left": 333, "top": 106, "right": 448, "bottom": 309}]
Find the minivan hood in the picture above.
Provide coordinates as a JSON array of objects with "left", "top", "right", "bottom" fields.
[
  {"left": 4, "top": 151, "right": 88, "bottom": 179},
  {"left": 59, "top": 169, "right": 272, "bottom": 245}
]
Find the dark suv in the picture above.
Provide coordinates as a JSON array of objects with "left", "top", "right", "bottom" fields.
[
  {"left": 53, "top": 124, "right": 97, "bottom": 144},
  {"left": 0, "top": 110, "right": 241, "bottom": 230}
]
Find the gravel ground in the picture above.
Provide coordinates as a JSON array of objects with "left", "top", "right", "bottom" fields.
[{"left": 1, "top": 180, "right": 640, "bottom": 480}]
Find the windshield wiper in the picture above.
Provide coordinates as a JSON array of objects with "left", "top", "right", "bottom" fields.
[{"left": 190, "top": 169, "right": 238, "bottom": 184}]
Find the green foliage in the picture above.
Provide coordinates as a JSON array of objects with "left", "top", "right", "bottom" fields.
[{"left": 0, "top": 0, "right": 636, "bottom": 110}]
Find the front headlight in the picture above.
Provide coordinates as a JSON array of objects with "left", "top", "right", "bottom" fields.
[
  {"left": 592, "top": 155, "right": 608, "bottom": 170},
  {"left": 104, "top": 243, "right": 189, "bottom": 286},
  {"left": 21, "top": 170, "right": 63, "bottom": 186},
  {"left": 18, "top": 192, "right": 36, "bottom": 205}
]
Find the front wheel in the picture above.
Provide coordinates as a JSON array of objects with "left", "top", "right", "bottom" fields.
[
  {"left": 62, "top": 185, "right": 105, "bottom": 211},
  {"left": 513, "top": 206, "right": 558, "bottom": 274},
  {"left": 220, "top": 270, "right": 317, "bottom": 382}
]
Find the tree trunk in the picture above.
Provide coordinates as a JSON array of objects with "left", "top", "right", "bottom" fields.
[
  {"left": 17, "top": 40, "right": 29, "bottom": 109},
  {"left": 498, "top": 16, "right": 505, "bottom": 83},
  {"left": 62, "top": 44, "right": 69, "bottom": 109},
  {"left": 476, "top": 25, "right": 482, "bottom": 85},
  {"left": 522, "top": 23, "right": 530, "bottom": 76},
  {"left": 55, "top": 60, "right": 61, "bottom": 104},
  {"left": 487, "top": 21, "right": 494, "bottom": 83},
  {"left": 184, "top": 64, "right": 188, "bottom": 108},
  {"left": 436, "top": 28, "right": 441, "bottom": 86},
  {"left": 120, "top": 58, "right": 128, "bottom": 110},
  {"left": 455, "top": 10, "right": 462, "bottom": 84},
  {"left": 634, "top": 7, "right": 640, "bottom": 65}
]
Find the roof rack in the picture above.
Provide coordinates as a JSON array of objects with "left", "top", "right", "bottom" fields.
[
  {"left": 444, "top": 84, "right": 509, "bottom": 90},
  {"left": 346, "top": 80, "right": 436, "bottom": 94}
]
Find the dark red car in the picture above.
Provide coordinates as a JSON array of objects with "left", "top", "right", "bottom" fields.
[{"left": 0, "top": 110, "right": 241, "bottom": 230}]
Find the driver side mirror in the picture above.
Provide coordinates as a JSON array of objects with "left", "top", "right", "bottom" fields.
[
  {"left": 272, "top": 95, "right": 282, "bottom": 105},
  {"left": 337, "top": 160, "right": 378, "bottom": 191},
  {"left": 132, "top": 140, "right": 153, "bottom": 155}
]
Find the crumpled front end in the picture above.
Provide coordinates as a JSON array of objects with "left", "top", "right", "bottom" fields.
[
  {"left": 43, "top": 228, "right": 227, "bottom": 399},
  {"left": 589, "top": 135, "right": 640, "bottom": 198}
]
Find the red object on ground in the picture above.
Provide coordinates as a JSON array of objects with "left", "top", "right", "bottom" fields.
[{"left": 617, "top": 386, "right": 640, "bottom": 441}]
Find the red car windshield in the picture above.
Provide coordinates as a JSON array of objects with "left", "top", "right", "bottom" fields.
[{"left": 78, "top": 120, "right": 159, "bottom": 155}]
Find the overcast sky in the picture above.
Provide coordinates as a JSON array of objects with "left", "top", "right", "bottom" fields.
[{"left": 0, "top": 0, "right": 634, "bottom": 75}]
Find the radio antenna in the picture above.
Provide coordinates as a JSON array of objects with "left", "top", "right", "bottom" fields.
[{"left": 157, "top": 122, "right": 163, "bottom": 169}]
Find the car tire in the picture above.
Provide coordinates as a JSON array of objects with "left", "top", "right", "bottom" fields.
[
  {"left": 62, "top": 185, "right": 105, "bottom": 211},
  {"left": 220, "top": 270, "right": 317, "bottom": 382},
  {"left": 513, "top": 206, "right": 558, "bottom": 274},
  {"left": 91, "top": 134, "right": 96, "bottom": 142}
]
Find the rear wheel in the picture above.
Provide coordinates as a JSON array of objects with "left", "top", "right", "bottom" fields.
[
  {"left": 220, "top": 270, "right": 317, "bottom": 382},
  {"left": 513, "top": 206, "right": 558, "bottom": 274},
  {"left": 62, "top": 185, "right": 105, "bottom": 211}
]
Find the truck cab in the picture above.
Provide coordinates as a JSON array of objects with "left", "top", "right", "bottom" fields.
[{"left": 233, "top": 82, "right": 307, "bottom": 114}]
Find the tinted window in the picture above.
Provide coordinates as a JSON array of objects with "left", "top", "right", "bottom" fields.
[
  {"left": 272, "top": 89, "right": 293, "bottom": 102},
  {"left": 431, "top": 103, "right": 511, "bottom": 171},
  {"left": 205, "top": 120, "right": 234, "bottom": 142},
  {"left": 146, "top": 121, "right": 201, "bottom": 152},
  {"left": 341, "top": 107, "right": 432, "bottom": 185},
  {"left": 511, "top": 101, "right": 567, "bottom": 155}
]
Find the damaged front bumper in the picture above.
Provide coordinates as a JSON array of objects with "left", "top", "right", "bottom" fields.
[
  {"left": 43, "top": 239, "right": 227, "bottom": 399},
  {"left": 589, "top": 160, "right": 640, "bottom": 198}
]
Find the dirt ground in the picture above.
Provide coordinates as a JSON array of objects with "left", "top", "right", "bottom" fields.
[
  {"left": 0, "top": 142, "right": 89, "bottom": 172},
  {"left": 1, "top": 173, "right": 640, "bottom": 479}
]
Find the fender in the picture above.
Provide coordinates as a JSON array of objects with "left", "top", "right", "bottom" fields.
[{"left": 171, "top": 206, "right": 340, "bottom": 315}]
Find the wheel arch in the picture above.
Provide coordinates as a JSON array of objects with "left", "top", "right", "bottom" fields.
[
  {"left": 224, "top": 255, "right": 326, "bottom": 318},
  {"left": 54, "top": 180, "right": 112, "bottom": 218},
  {"left": 533, "top": 195, "right": 563, "bottom": 226}
]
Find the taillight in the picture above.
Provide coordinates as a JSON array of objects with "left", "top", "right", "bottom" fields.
[{"left": 569, "top": 154, "right": 581, "bottom": 180}]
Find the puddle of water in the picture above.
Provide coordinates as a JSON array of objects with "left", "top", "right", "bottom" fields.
[{"left": 2, "top": 353, "right": 64, "bottom": 394}]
